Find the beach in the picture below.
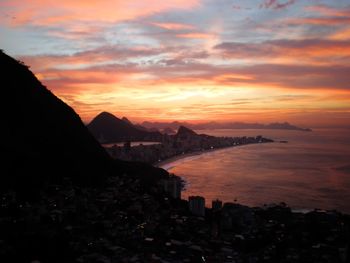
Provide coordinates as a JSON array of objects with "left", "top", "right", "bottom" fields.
[
  {"left": 155, "top": 150, "right": 213, "bottom": 170},
  {"left": 154, "top": 142, "right": 263, "bottom": 170}
]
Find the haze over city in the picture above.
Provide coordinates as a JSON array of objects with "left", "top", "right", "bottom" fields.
[{"left": 1, "top": 0, "right": 350, "bottom": 126}]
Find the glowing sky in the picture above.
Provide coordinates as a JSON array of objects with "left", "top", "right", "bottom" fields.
[{"left": 1, "top": 0, "right": 350, "bottom": 126}]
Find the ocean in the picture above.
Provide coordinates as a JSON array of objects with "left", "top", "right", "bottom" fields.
[{"left": 162, "top": 128, "right": 350, "bottom": 213}]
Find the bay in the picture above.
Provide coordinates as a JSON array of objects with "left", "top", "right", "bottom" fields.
[{"left": 163, "top": 128, "right": 350, "bottom": 213}]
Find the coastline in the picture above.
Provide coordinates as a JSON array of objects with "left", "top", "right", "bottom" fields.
[
  {"left": 154, "top": 142, "right": 269, "bottom": 170},
  {"left": 154, "top": 149, "right": 217, "bottom": 171},
  {"left": 155, "top": 143, "right": 347, "bottom": 214}
]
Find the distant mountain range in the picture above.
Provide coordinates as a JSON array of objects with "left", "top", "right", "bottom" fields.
[
  {"left": 86, "top": 111, "right": 311, "bottom": 144},
  {"left": 87, "top": 112, "right": 163, "bottom": 143},
  {"left": 141, "top": 121, "right": 312, "bottom": 132}
]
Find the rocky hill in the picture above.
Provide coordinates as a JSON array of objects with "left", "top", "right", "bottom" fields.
[
  {"left": 87, "top": 112, "right": 162, "bottom": 143},
  {"left": 0, "top": 50, "right": 112, "bottom": 192}
]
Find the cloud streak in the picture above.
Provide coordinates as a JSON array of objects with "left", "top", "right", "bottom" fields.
[
  {"left": 0, "top": 0, "right": 200, "bottom": 26},
  {"left": 260, "top": 0, "right": 296, "bottom": 10},
  {"left": 214, "top": 39, "right": 350, "bottom": 62}
]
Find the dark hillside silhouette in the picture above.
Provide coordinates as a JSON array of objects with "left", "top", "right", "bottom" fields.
[
  {"left": 0, "top": 51, "right": 166, "bottom": 195},
  {"left": 87, "top": 111, "right": 162, "bottom": 143},
  {"left": 176, "top": 125, "right": 198, "bottom": 137},
  {"left": 0, "top": 51, "right": 114, "bottom": 193}
]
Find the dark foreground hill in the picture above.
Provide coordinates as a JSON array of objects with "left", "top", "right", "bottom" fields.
[
  {"left": 87, "top": 112, "right": 162, "bottom": 143},
  {"left": 0, "top": 51, "right": 113, "bottom": 192},
  {"left": 0, "top": 51, "right": 167, "bottom": 194}
]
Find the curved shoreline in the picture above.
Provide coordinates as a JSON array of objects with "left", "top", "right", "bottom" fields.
[
  {"left": 154, "top": 149, "right": 216, "bottom": 171},
  {"left": 155, "top": 142, "right": 343, "bottom": 214},
  {"left": 154, "top": 142, "right": 270, "bottom": 171}
]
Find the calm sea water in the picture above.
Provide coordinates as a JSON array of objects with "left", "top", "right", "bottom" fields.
[{"left": 165, "top": 128, "right": 350, "bottom": 213}]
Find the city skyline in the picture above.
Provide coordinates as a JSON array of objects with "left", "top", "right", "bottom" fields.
[{"left": 1, "top": 0, "right": 350, "bottom": 126}]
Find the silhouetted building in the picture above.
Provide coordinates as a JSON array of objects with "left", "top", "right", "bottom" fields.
[
  {"left": 221, "top": 203, "right": 255, "bottom": 230},
  {"left": 123, "top": 141, "right": 131, "bottom": 152},
  {"left": 212, "top": 199, "right": 223, "bottom": 211},
  {"left": 189, "top": 196, "right": 205, "bottom": 217},
  {"left": 162, "top": 176, "right": 181, "bottom": 199}
]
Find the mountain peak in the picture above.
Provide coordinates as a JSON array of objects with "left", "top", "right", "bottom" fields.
[
  {"left": 122, "top": 116, "right": 133, "bottom": 125},
  {"left": 176, "top": 125, "right": 197, "bottom": 136},
  {"left": 88, "top": 112, "right": 162, "bottom": 143},
  {"left": 94, "top": 111, "right": 120, "bottom": 121}
]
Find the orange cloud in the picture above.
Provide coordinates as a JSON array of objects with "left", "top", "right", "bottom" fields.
[
  {"left": 176, "top": 33, "right": 213, "bottom": 39},
  {"left": 330, "top": 28, "right": 350, "bottom": 40},
  {"left": 305, "top": 4, "right": 350, "bottom": 17},
  {"left": 1, "top": 0, "right": 200, "bottom": 26},
  {"left": 151, "top": 22, "right": 195, "bottom": 30},
  {"left": 287, "top": 17, "right": 350, "bottom": 25},
  {"left": 284, "top": 5, "right": 350, "bottom": 27},
  {"left": 213, "top": 74, "right": 254, "bottom": 82},
  {"left": 214, "top": 39, "right": 350, "bottom": 64}
]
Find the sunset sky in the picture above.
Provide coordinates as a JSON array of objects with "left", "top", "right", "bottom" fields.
[{"left": 1, "top": 0, "right": 350, "bottom": 127}]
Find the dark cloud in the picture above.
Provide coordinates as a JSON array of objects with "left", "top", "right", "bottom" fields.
[{"left": 260, "top": 0, "right": 296, "bottom": 10}]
